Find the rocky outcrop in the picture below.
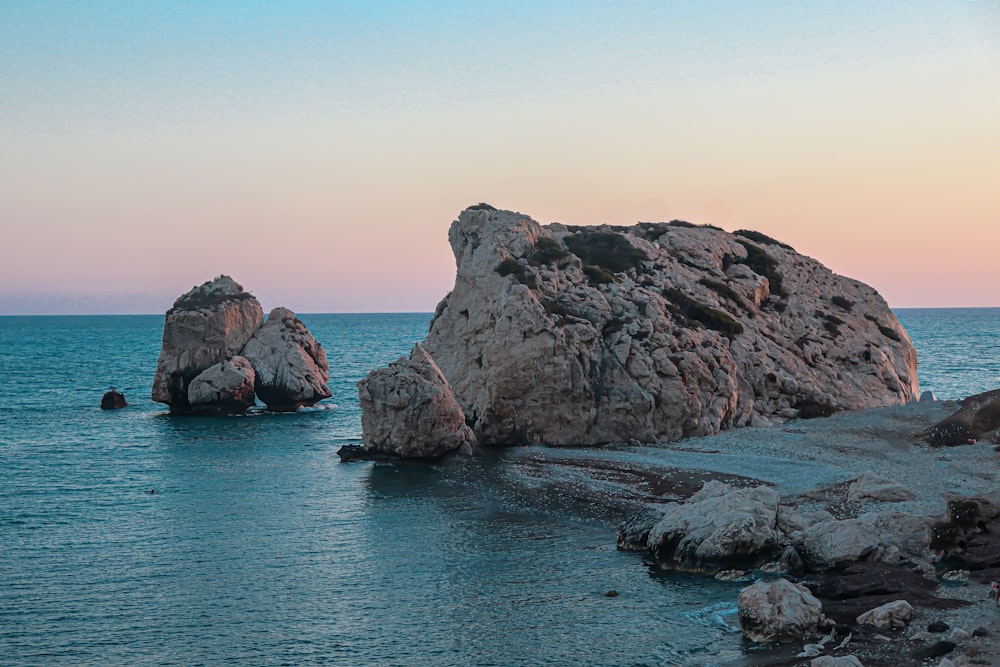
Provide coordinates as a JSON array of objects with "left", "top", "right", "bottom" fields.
[
  {"left": 187, "top": 356, "right": 256, "bottom": 413},
  {"left": 357, "top": 344, "right": 476, "bottom": 459},
  {"left": 100, "top": 389, "right": 127, "bottom": 409},
  {"left": 738, "top": 577, "right": 827, "bottom": 643},
  {"left": 372, "top": 205, "right": 917, "bottom": 450},
  {"left": 646, "top": 481, "right": 781, "bottom": 573},
  {"left": 152, "top": 276, "right": 263, "bottom": 411},
  {"left": 923, "top": 388, "right": 1000, "bottom": 446},
  {"left": 241, "top": 307, "right": 332, "bottom": 411},
  {"left": 152, "top": 277, "right": 331, "bottom": 413}
]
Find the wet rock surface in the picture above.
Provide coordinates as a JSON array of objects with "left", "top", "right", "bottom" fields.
[{"left": 100, "top": 389, "right": 127, "bottom": 409}]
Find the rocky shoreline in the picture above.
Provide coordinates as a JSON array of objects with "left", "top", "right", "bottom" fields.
[{"left": 492, "top": 400, "right": 1000, "bottom": 666}]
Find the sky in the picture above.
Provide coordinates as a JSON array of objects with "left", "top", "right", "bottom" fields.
[{"left": 1, "top": 1, "right": 998, "bottom": 314}]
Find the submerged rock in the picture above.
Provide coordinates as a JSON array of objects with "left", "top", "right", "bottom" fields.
[
  {"left": 100, "top": 389, "right": 127, "bottom": 410},
  {"left": 186, "top": 356, "right": 256, "bottom": 413},
  {"left": 357, "top": 344, "right": 476, "bottom": 459},
  {"left": 151, "top": 276, "right": 263, "bottom": 411},
  {"left": 738, "top": 577, "right": 827, "bottom": 643},
  {"left": 240, "top": 307, "right": 332, "bottom": 411},
  {"left": 366, "top": 205, "right": 918, "bottom": 449}
]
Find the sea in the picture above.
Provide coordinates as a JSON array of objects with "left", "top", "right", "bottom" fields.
[{"left": 1, "top": 308, "right": 997, "bottom": 666}]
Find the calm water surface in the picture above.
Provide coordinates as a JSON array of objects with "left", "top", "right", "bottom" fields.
[
  {"left": 1, "top": 314, "right": 747, "bottom": 667},
  {"left": 1, "top": 309, "right": 996, "bottom": 665}
]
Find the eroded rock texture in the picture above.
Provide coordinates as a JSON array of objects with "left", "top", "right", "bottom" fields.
[
  {"left": 241, "top": 307, "right": 332, "bottom": 411},
  {"left": 357, "top": 344, "right": 476, "bottom": 459},
  {"left": 402, "top": 205, "right": 918, "bottom": 447}
]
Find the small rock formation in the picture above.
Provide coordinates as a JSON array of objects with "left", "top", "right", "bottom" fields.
[
  {"left": 920, "top": 390, "right": 938, "bottom": 402},
  {"left": 923, "top": 388, "right": 1000, "bottom": 446},
  {"left": 100, "top": 389, "right": 127, "bottom": 409},
  {"left": 364, "top": 205, "right": 919, "bottom": 454},
  {"left": 846, "top": 472, "right": 916, "bottom": 503},
  {"left": 646, "top": 481, "right": 780, "bottom": 573},
  {"left": 186, "top": 356, "right": 256, "bottom": 413},
  {"left": 152, "top": 276, "right": 263, "bottom": 411},
  {"left": 152, "top": 277, "right": 331, "bottom": 413},
  {"left": 241, "top": 307, "right": 332, "bottom": 411},
  {"left": 738, "top": 577, "right": 827, "bottom": 643},
  {"left": 856, "top": 600, "right": 913, "bottom": 630},
  {"left": 357, "top": 344, "right": 476, "bottom": 459}
]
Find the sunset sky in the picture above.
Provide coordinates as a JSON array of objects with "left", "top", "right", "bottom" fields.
[{"left": 1, "top": 1, "right": 997, "bottom": 314}]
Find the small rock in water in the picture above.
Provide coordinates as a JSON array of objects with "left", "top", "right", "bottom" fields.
[
  {"left": 100, "top": 389, "right": 127, "bottom": 410},
  {"left": 604, "top": 590, "right": 619, "bottom": 598},
  {"left": 715, "top": 570, "right": 749, "bottom": 581},
  {"left": 920, "top": 390, "right": 938, "bottom": 402},
  {"left": 927, "top": 620, "right": 949, "bottom": 633}
]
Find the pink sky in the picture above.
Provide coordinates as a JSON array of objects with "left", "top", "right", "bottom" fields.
[{"left": 1, "top": 3, "right": 997, "bottom": 313}]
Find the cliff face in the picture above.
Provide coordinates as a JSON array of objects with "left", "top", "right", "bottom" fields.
[{"left": 410, "top": 206, "right": 917, "bottom": 447}]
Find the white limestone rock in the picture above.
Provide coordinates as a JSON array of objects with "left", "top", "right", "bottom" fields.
[
  {"left": 241, "top": 307, "right": 332, "bottom": 411},
  {"left": 187, "top": 356, "right": 256, "bottom": 413},
  {"left": 358, "top": 344, "right": 476, "bottom": 459},
  {"left": 152, "top": 276, "right": 264, "bottom": 411},
  {"left": 801, "top": 519, "right": 881, "bottom": 571},
  {"left": 738, "top": 577, "right": 826, "bottom": 643},
  {"left": 646, "top": 480, "right": 781, "bottom": 573},
  {"left": 400, "top": 205, "right": 919, "bottom": 447},
  {"left": 856, "top": 600, "right": 913, "bottom": 630},
  {"left": 847, "top": 472, "right": 917, "bottom": 503}
]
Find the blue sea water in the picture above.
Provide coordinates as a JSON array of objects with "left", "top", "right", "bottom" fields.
[{"left": 0, "top": 309, "right": 997, "bottom": 666}]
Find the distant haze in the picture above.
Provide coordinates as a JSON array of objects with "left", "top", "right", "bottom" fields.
[{"left": 2, "top": 2, "right": 998, "bottom": 314}]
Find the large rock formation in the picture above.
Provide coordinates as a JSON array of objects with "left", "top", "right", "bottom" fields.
[
  {"left": 357, "top": 344, "right": 476, "bottom": 459},
  {"left": 152, "top": 277, "right": 330, "bottom": 413},
  {"left": 152, "top": 276, "right": 263, "bottom": 411},
  {"left": 241, "top": 307, "right": 332, "bottom": 411},
  {"left": 369, "top": 205, "right": 918, "bottom": 451}
]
